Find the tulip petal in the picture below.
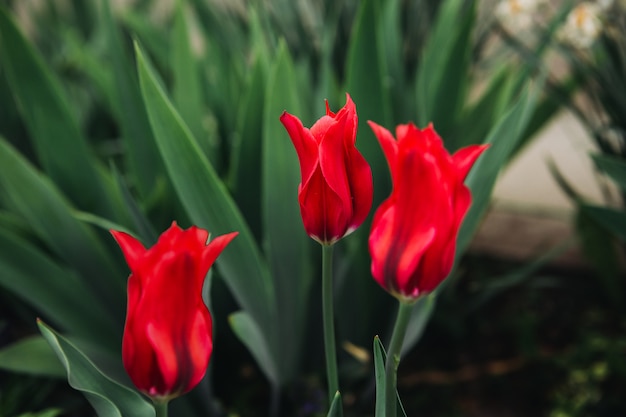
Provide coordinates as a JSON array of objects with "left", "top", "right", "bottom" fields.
[
  {"left": 368, "top": 121, "right": 487, "bottom": 301},
  {"left": 146, "top": 321, "right": 179, "bottom": 394},
  {"left": 345, "top": 147, "right": 373, "bottom": 234},
  {"left": 368, "top": 121, "right": 398, "bottom": 178},
  {"left": 369, "top": 199, "right": 394, "bottom": 287},
  {"left": 391, "top": 148, "right": 443, "bottom": 293},
  {"left": 318, "top": 112, "right": 353, "bottom": 224},
  {"left": 452, "top": 144, "right": 489, "bottom": 180},
  {"left": 186, "top": 309, "right": 212, "bottom": 389},
  {"left": 299, "top": 166, "right": 345, "bottom": 243},
  {"left": 201, "top": 231, "right": 238, "bottom": 281},
  {"left": 280, "top": 111, "right": 319, "bottom": 183},
  {"left": 114, "top": 223, "right": 233, "bottom": 399},
  {"left": 110, "top": 230, "right": 147, "bottom": 272}
]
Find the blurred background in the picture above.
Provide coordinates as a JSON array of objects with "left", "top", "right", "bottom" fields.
[{"left": 0, "top": 0, "right": 625, "bottom": 416}]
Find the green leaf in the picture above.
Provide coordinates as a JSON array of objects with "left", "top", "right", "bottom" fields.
[
  {"left": 38, "top": 321, "right": 155, "bottom": 417},
  {"left": 373, "top": 337, "right": 386, "bottom": 417},
  {"left": 0, "top": 336, "right": 65, "bottom": 378},
  {"left": 416, "top": 0, "right": 475, "bottom": 147},
  {"left": 73, "top": 211, "right": 137, "bottom": 238},
  {"left": 327, "top": 391, "right": 343, "bottom": 417},
  {"left": 100, "top": 0, "right": 162, "bottom": 198},
  {"left": 580, "top": 204, "right": 626, "bottom": 242},
  {"left": 15, "top": 409, "right": 63, "bottom": 417},
  {"left": 109, "top": 164, "right": 158, "bottom": 245},
  {"left": 467, "top": 243, "right": 570, "bottom": 311},
  {"left": 592, "top": 154, "right": 626, "bottom": 191},
  {"left": 0, "top": 221, "right": 118, "bottom": 346},
  {"left": 457, "top": 66, "right": 519, "bottom": 148},
  {"left": 120, "top": 10, "right": 170, "bottom": 70},
  {"left": 172, "top": 1, "right": 216, "bottom": 165},
  {"left": 262, "top": 40, "right": 313, "bottom": 383},
  {"left": 457, "top": 86, "right": 539, "bottom": 254},
  {"left": 345, "top": 0, "right": 392, "bottom": 205},
  {"left": 0, "top": 138, "right": 126, "bottom": 328},
  {"left": 373, "top": 337, "right": 407, "bottom": 417},
  {"left": 228, "top": 311, "right": 279, "bottom": 386},
  {"left": 0, "top": 8, "right": 110, "bottom": 214},
  {"left": 230, "top": 55, "right": 266, "bottom": 240},
  {"left": 135, "top": 41, "right": 279, "bottom": 379},
  {"left": 576, "top": 207, "right": 622, "bottom": 307},
  {"left": 380, "top": 0, "right": 405, "bottom": 122}
]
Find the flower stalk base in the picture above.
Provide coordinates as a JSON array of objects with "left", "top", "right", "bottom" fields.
[{"left": 385, "top": 301, "right": 413, "bottom": 417}]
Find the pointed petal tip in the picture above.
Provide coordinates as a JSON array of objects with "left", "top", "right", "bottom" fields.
[{"left": 111, "top": 230, "right": 147, "bottom": 271}]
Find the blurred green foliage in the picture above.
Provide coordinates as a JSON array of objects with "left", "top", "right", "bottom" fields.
[{"left": 0, "top": 0, "right": 566, "bottom": 415}]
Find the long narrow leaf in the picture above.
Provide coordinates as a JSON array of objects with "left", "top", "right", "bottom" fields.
[
  {"left": 0, "top": 336, "right": 65, "bottom": 378},
  {"left": 229, "top": 311, "right": 279, "bottom": 386},
  {"left": 327, "top": 392, "right": 343, "bottom": 417},
  {"left": 172, "top": 1, "right": 214, "bottom": 164},
  {"left": 39, "top": 321, "right": 154, "bottom": 417},
  {"left": 0, "top": 227, "right": 117, "bottom": 346},
  {"left": 373, "top": 337, "right": 407, "bottom": 417},
  {"left": 416, "top": 0, "right": 475, "bottom": 147},
  {"left": 592, "top": 153, "right": 626, "bottom": 191},
  {"left": 135, "top": 42, "right": 279, "bottom": 379},
  {"left": 373, "top": 337, "right": 386, "bottom": 417},
  {"left": 262, "top": 40, "right": 313, "bottom": 383},
  {"left": 0, "top": 138, "right": 126, "bottom": 331},
  {"left": 581, "top": 204, "right": 626, "bottom": 242},
  {"left": 0, "top": 8, "right": 110, "bottom": 214},
  {"left": 458, "top": 86, "right": 539, "bottom": 254},
  {"left": 345, "top": 0, "right": 392, "bottom": 204},
  {"left": 230, "top": 56, "right": 266, "bottom": 240},
  {"left": 100, "top": 0, "right": 162, "bottom": 198}
]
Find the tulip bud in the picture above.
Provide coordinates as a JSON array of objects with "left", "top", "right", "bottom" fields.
[
  {"left": 111, "top": 222, "right": 237, "bottom": 401},
  {"left": 280, "top": 93, "right": 373, "bottom": 245},
  {"left": 368, "top": 121, "right": 488, "bottom": 302}
]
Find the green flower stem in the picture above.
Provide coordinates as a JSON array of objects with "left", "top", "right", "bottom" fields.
[
  {"left": 385, "top": 301, "right": 413, "bottom": 417},
  {"left": 322, "top": 243, "right": 339, "bottom": 402},
  {"left": 153, "top": 400, "right": 168, "bottom": 417}
]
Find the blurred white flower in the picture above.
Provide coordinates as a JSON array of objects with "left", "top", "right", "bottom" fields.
[
  {"left": 557, "top": 2, "right": 604, "bottom": 49},
  {"left": 495, "top": 0, "right": 542, "bottom": 30}
]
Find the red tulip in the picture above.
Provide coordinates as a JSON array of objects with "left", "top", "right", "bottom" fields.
[
  {"left": 280, "top": 94, "right": 373, "bottom": 245},
  {"left": 111, "top": 222, "right": 237, "bottom": 400},
  {"left": 367, "top": 121, "right": 488, "bottom": 301}
]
